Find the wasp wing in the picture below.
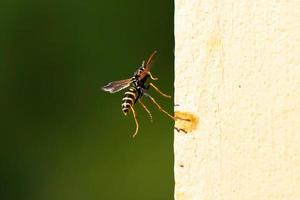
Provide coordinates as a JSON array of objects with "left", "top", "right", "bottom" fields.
[
  {"left": 138, "top": 50, "right": 157, "bottom": 81},
  {"left": 102, "top": 78, "right": 132, "bottom": 93}
]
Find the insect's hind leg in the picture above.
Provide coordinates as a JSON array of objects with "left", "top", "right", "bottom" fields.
[
  {"left": 148, "top": 83, "right": 171, "bottom": 98},
  {"left": 138, "top": 99, "right": 153, "bottom": 122},
  {"left": 130, "top": 107, "right": 139, "bottom": 138},
  {"left": 144, "top": 93, "right": 175, "bottom": 120}
]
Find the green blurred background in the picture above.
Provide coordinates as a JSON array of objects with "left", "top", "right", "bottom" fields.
[{"left": 0, "top": 1, "right": 174, "bottom": 200}]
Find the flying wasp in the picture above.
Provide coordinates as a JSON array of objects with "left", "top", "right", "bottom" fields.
[{"left": 102, "top": 51, "right": 175, "bottom": 137}]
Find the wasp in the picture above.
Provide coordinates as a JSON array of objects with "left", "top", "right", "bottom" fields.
[{"left": 102, "top": 51, "right": 175, "bottom": 137}]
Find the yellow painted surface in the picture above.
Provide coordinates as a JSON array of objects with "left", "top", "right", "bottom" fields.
[
  {"left": 175, "top": 111, "right": 199, "bottom": 133},
  {"left": 174, "top": 1, "right": 300, "bottom": 199}
]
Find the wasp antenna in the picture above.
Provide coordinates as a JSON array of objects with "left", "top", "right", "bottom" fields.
[{"left": 146, "top": 51, "right": 158, "bottom": 65}]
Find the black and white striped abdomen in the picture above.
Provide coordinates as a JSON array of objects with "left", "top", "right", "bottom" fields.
[{"left": 122, "top": 87, "right": 137, "bottom": 115}]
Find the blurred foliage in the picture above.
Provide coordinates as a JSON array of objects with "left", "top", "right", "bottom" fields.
[{"left": 0, "top": 0, "right": 174, "bottom": 200}]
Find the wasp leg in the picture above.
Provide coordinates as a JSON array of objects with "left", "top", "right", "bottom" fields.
[
  {"left": 140, "top": 60, "right": 145, "bottom": 68},
  {"left": 131, "top": 107, "right": 139, "bottom": 138},
  {"left": 149, "top": 83, "right": 171, "bottom": 98},
  {"left": 144, "top": 93, "right": 175, "bottom": 120},
  {"left": 148, "top": 72, "right": 158, "bottom": 80},
  {"left": 138, "top": 99, "right": 153, "bottom": 122}
]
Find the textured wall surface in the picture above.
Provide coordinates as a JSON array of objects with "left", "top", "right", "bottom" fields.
[{"left": 174, "top": 1, "right": 300, "bottom": 199}]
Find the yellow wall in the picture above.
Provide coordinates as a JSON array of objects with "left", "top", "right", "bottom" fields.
[{"left": 174, "top": 1, "right": 300, "bottom": 199}]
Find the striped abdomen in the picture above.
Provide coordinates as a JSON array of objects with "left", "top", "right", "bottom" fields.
[{"left": 122, "top": 87, "right": 138, "bottom": 115}]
